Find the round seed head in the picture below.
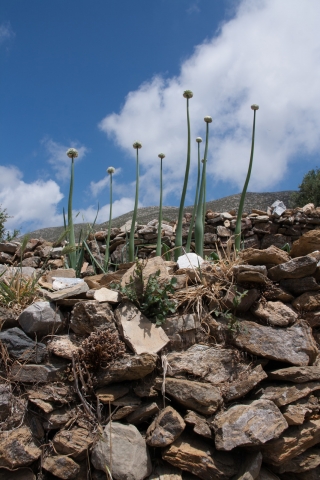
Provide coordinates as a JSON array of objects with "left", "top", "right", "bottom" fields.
[
  {"left": 196, "top": 137, "right": 202, "bottom": 143},
  {"left": 204, "top": 116, "right": 212, "bottom": 123},
  {"left": 183, "top": 90, "right": 193, "bottom": 99},
  {"left": 251, "top": 104, "right": 259, "bottom": 111},
  {"left": 66, "top": 148, "right": 79, "bottom": 158},
  {"left": 133, "top": 141, "right": 142, "bottom": 149},
  {"left": 158, "top": 153, "right": 165, "bottom": 159},
  {"left": 107, "top": 167, "right": 115, "bottom": 174}
]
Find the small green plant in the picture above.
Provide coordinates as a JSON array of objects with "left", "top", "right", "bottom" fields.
[
  {"left": 290, "top": 167, "right": 320, "bottom": 207},
  {"left": 104, "top": 166, "right": 115, "bottom": 270},
  {"left": 0, "top": 205, "right": 20, "bottom": 242},
  {"left": 112, "top": 259, "right": 177, "bottom": 326},
  {"left": 186, "top": 136, "right": 202, "bottom": 253},
  {"left": 156, "top": 153, "right": 165, "bottom": 257},
  {"left": 65, "top": 147, "right": 78, "bottom": 269},
  {"left": 129, "top": 142, "right": 142, "bottom": 262}
]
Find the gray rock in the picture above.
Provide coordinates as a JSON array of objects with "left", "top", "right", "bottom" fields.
[
  {"left": 0, "top": 327, "right": 47, "bottom": 363},
  {"left": 161, "top": 314, "right": 199, "bottom": 351},
  {"left": 0, "top": 384, "right": 11, "bottom": 421},
  {"left": 184, "top": 410, "right": 212, "bottom": 438},
  {"left": 44, "top": 280, "right": 89, "bottom": 301},
  {"left": 213, "top": 399, "right": 288, "bottom": 450},
  {"left": 10, "top": 360, "right": 67, "bottom": 383},
  {"left": 233, "top": 451, "right": 263, "bottom": 480},
  {"left": 222, "top": 364, "right": 268, "bottom": 402},
  {"left": 18, "top": 301, "right": 64, "bottom": 337},
  {"left": 91, "top": 422, "right": 152, "bottom": 480},
  {"left": 254, "top": 381, "right": 320, "bottom": 407},
  {"left": 280, "top": 276, "right": 320, "bottom": 295},
  {"left": 115, "top": 301, "right": 169, "bottom": 355},
  {"left": 268, "top": 256, "right": 317, "bottom": 281},
  {"left": 165, "top": 344, "right": 252, "bottom": 385},
  {"left": 232, "top": 320, "right": 318, "bottom": 366},
  {"left": 0, "top": 242, "right": 19, "bottom": 253},
  {"left": 251, "top": 301, "right": 298, "bottom": 327},
  {"left": 155, "top": 377, "right": 222, "bottom": 415},
  {"left": 70, "top": 300, "right": 116, "bottom": 335},
  {"left": 146, "top": 406, "right": 186, "bottom": 447},
  {"left": 162, "top": 434, "right": 239, "bottom": 480},
  {"left": 126, "top": 402, "right": 159, "bottom": 425},
  {"left": 96, "top": 353, "right": 157, "bottom": 387}
]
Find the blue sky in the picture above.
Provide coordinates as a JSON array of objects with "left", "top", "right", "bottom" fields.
[{"left": 1, "top": 0, "right": 320, "bottom": 233}]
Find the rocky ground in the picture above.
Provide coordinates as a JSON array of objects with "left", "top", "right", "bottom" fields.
[{"left": 1, "top": 198, "right": 320, "bottom": 479}]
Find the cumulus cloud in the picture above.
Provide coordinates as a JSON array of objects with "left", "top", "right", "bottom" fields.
[
  {"left": 74, "top": 197, "right": 139, "bottom": 225},
  {"left": 42, "top": 137, "right": 88, "bottom": 182},
  {"left": 0, "top": 22, "right": 15, "bottom": 46},
  {"left": 99, "top": 0, "right": 320, "bottom": 204},
  {"left": 90, "top": 168, "right": 122, "bottom": 197},
  {"left": 0, "top": 165, "right": 63, "bottom": 232}
]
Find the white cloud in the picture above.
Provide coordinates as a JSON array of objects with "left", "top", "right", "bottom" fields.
[
  {"left": 42, "top": 137, "right": 88, "bottom": 182},
  {"left": 0, "top": 165, "right": 63, "bottom": 232},
  {"left": 0, "top": 22, "right": 15, "bottom": 46},
  {"left": 99, "top": 0, "right": 320, "bottom": 203}
]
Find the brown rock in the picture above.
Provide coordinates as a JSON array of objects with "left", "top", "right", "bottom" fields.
[
  {"left": 255, "top": 381, "right": 320, "bottom": 406},
  {"left": 126, "top": 401, "right": 159, "bottom": 424},
  {"left": 213, "top": 400, "right": 287, "bottom": 450},
  {"left": 43, "top": 406, "right": 77, "bottom": 430},
  {"left": 95, "top": 384, "right": 129, "bottom": 403},
  {"left": 47, "top": 334, "right": 80, "bottom": 359},
  {"left": 112, "top": 405, "right": 138, "bottom": 420},
  {"left": 154, "top": 377, "right": 222, "bottom": 415},
  {"left": 239, "top": 245, "right": 290, "bottom": 266},
  {"left": 274, "top": 447, "right": 320, "bottom": 473},
  {"left": 42, "top": 455, "right": 80, "bottom": 479},
  {"left": 0, "top": 426, "right": 41, "bottom": 468},
  {"left": 251, "top": 301, "right": 298, "bottom": 327},
  {"left": 268, "top": 366, "right": 320, "bottom": 383},
  {"left": 27, "top": 384, "right": 75, "bottom": 413},
  {"left": 44, "top": 281, "right": 89, "bottom": 301},
  {"left": 261, "top": 417, "right": 320, "bottom": 465},
  {"left": 70, "top": 300, "right": 116, "bottom": 335},
  {"left": 260, "top": 234, "right": 290, "bottom": 250},
  {"left": 96, "top": 353, "right": 157, "bottom": 386},
  {"left": 146, "top": 406, "right": 185, "bottom": 447},
  {"left": 292, "top": 291, "right": 320, "bottom": 312},
  {"left": 223, "top": 287, "right": 260, "bottom": 313},
  {"left": 161, "top": 314, "right": 199, "bottom": 351},
  {"left": 305, "top": 310, "right": 320, "bottom": 327},
  {"left": 280, "top": 276, "right": 320, "bottom": 295},
  {"left": 0, "top": 468, "right": 36, "bottom": 480},
  {"left": 53, "top": 427, "right": 94, "bottom": 460},
  {"left": 10, "top": 361, "right": 67, "bottom": 383},
  {"left": 232, "top": 320, "right": 318, "bottom": 366},
  {"left": 162, "top": 434, "right": 239, "bottom": 480},
  {"left": 233, "top": 451, "right": 263, "bottom": 480},
  {"left": 121, "top": 256, "right": 170, "bottom": 291},
  {"left": 184, "top": 410, "right": 212, "bottom": 438},
  {"left": 290, "top": 230, "right": 320, "bottom": 257},
  {"left": 237, "top": 271, "right": 269, "bottom": 283},
  {"left": 222, "top": 364, "right": 268, "bottom": 402}
]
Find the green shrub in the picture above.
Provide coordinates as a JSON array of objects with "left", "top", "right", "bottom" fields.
[
  {"left": 0, "top": 205, "right": 19, "bottom": 242},
  {"left": 291, "top": 167, "right": 320, "bottom": 207}
]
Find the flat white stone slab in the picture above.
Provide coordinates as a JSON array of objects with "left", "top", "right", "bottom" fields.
[
  {"left": 93, "top": 287, "right": 121, "bottom": 304},
  {"left": 115, "top": 301, "right": 169, "bottom": 355},
  {"left": 177, "top": 253, "right": 204, "bottom": 270}
]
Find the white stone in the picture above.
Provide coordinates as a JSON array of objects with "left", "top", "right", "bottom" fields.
[
  {"left": 93, "top": 287, "right": 121, "bottom": 303},
  {"left": 52, "top": 277, "right": 84, "bottom": 290},
  {"left": 177, "top": 253, "right": 204, "bottom": 270}
]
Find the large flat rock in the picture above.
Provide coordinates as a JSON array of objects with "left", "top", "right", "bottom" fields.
[
  {"left": 115, "top": 301, "right": 169, "bottom": 355},
  {"left": 96, "top": 353, "right": 157, "bottom": 386},
  {"left": 213, "top": 399, "right": 288, "bottom": 451},
  {"left": 232, "top": 320, "right": 318, "bottom": 366}
]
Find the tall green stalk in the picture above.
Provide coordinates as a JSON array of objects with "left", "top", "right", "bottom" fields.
[
  {"left": 186, "top": 137, "right": 202, "bottom": 253},
  {"left": 195, "top": 117, "right": 212, "bottom": 258},
  {"left": 234, "top": 104, "right": 259, "bottom": 252},
  {"left": 104, "top": 166, "right": 115, "bottom": 270},
  {"left": 66, "top": 148, "right": 78, "bottom": 269},
  {"left": 174, "top": 90, "right": 193, "bottom": 260},
  {"left": 156, "top": 153, "right": 165, "bottom": 257},
  {"left": 129, "top": 142, "right": 142, "bottom": 262}
]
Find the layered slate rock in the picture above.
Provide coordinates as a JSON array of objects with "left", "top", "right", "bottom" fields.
[
  {"left": 292, "top": 291, "right": 320, "bottom": 312},
  {"left": 251, "top": 301, "right": 298, "bottom": 327},
  {"left": 232, "top": 320, "right": 318, "bottom": 366},
  {"left": 53, "top": 426, "right": 94, "bottom": 460},
  {"left": 165, "top": 344, "right": 249, "bottom": 385},
  {"left": 10, "top": 360, "right": 67, "bottom": 383},
  {"left": 290, "top": 230, "right": 320, "bottom": 257},
  {"left": 0, "top": 426, "right": 41, "bottom": 468},
  {"left": 42, "top": 455, "right": 80, "bottom": 479},
  {"left": 96, "top": 353, "right": 157, "bottom": 386},
  {"left": 146, "top": 406, "right": 185, "bottom": 447},
  {"left": 268, "top": 256, "right": 317, "bottom": 281},
  {"left": 0, "top": 327, "right": 47, "bottom": 363},
  {"left": 115, "top": 301, "right": 169, "bottom": 355},
  {"left": 233, "top": 451, "right": 263, "bottom": 480},
  {"left": 261, "top": 417, "right": 320, "bottom": 465},
  {"left": 154, "top": 377, "right": 222, "bottom": 415},
  {"left": 280, "top": 276, "right": 320, "bottom": 295},
  {"left": 18, "top": 301, "right": 64, "bottom": 337},
  {"left": 267, "top": 366, "right": 320, "bottom": 383},
  {"left": 162, "top": 434, "right": 240, "bottom": 480},
  {"left": 91, "top": 422, "right": 152, "bottom": 480},
  {"left": 221, "top": 364, "right": 268, "bottom": 402},
  {"left": 239, "top": 245, "right": 290, "bottom": 266},
  {"left": 213, "top": 400, "right": 288, "bottom": 451},
  {"left": 273, "top": 446, "right": 320, "bottom": 474},
  {"left": 254, "top": 382, "right": 320, "bottom": 407}
]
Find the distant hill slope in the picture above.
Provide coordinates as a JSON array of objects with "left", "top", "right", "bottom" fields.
[{"left": 24, "top": 191, "right": 295, "bottom": 242}]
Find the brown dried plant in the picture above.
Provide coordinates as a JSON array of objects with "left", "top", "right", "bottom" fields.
[{"left": 79, "top": 329, "right": 126, "bottom": 371}]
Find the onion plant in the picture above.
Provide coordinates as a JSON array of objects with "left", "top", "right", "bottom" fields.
[
  {"left": 104, "top": 166, "right": 115, "bottom": 270},
  {"left": 234, "top": 104, "right": 259, "bottom": 251},
  {"left": 129, "top": 142, "right": 142, "bottom": 262},
  {"left": 186, "top": 137, "right": 202, "bottom": 252},
  {"left": 156, "top": 153, "right": 165, "bottom": 257},
  {"left": 195, "top": 116, "right": 212, "bottom": 258},
  {"left": 174, "top": 90, "right": 193, "bottom": 260},
  {"left": 66, "top": 148, "right": 78, "bottom": 269}
]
